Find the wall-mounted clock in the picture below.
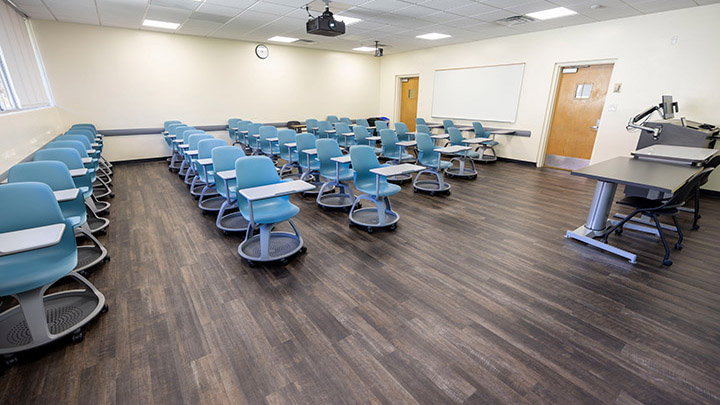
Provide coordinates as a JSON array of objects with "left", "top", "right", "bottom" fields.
[{"left": 255, "top": 44, "right": 269, "bottom": 59}]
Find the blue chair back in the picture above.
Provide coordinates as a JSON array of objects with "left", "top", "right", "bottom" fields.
[
  {"left": 296, "top": 133, "right": 317, "bottom": 169},
  {"left": 198, "top": 139, "right": 227, "bottom": 159},
  {"left": 34, "top": 147, "right": 85, "bottom": 170},
  {"left": 353, "top": 126, "right": 371, "bottom": 146},
  {"left": 278, "top": 129, "right": 296, "bottom": 161},
  {"left": 228, "top": 118, "right": 242, "bottom": 140},
  {"left": 0, "top": 182, "right": 66, "bottom": 235},
  {"left": 317, "top": 121, "right": 334, "bottom": 139},
  {"left": 340, "top": 117, "right": 352, "bottom": 125},
  {"left": 71, "top": 123, "right": 97, "bottom": 132},
  {"left": 448, "top": 127, "right": 464, "bottom": 146},
  {"left": 472, "top": 121, "right": 489, "bottom": 139},
  {"left": 235, "top": 156, "right": 285, "bottom": 214},
  {"left": 395, "top": 122, "right": 409, "bottom": 141},
  {"left": 416, "top": 133, "right": 440, "bottom": 167},
  {"left": 58, "top": 134, "right": 92, "bottom": 149},
  {"left": 416, "top": 124, "right": 430, "bottom": 134},
  {"left": 335, "top": 122, "right": 351, "bottom": 138},
  {"left": 259, "top": 125, "right": 278, "bottom": 154},
  {"left": 182, "top": 128, "right": 203, "bottom": 145},
  {"left": 416, "top": 118, "right": 427, "bottom": 126},
  {"left": 375, "top": 120, "right": 388, "bottom": 131},
  {"left": 8, "top": 161, "right": 86, "bottom": 225},
  {"left": 316, "top": 139, "right": 344, "bottom": 178},
  {"left": 326, "top": 115, "right": 339, "bottom": 123},
  {"left": 188, "top": 134, "right": 213, "bottom": 150},
  {"left": 443, "top": 119, "right": 455, "bottom": 132},
  {"left": 306, "top": 119, "right": 319, "bottom": 134},
  {"left": 212, "top": 146, "right": 245, "bottom": 198},
  {"left": 247, "top": 123, "right": 262, "bottom": 148},
  {"left": 164, "top": 120, "right": 181, "bottom": 131},
  {"left": 356, "top": 118, "right": 370, "bottom": 128},
  {"left": 46, "top": 140, "right": 90, "bottom": 158},
  {"left": 350, "top": 145, "right": 381, "bottom": 190},
  {"left": 379, "top": 129, "right": 400, "bottom": 157}
]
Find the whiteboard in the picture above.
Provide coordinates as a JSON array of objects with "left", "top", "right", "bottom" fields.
[{"left": 431, "top": 63, "right": 525, "bottom": 123}]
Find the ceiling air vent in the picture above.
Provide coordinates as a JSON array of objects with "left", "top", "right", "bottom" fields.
[{"left": 495, "top": 15, "right": 536, "bottom": 27}]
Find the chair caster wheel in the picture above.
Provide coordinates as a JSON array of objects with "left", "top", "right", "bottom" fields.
[
  {"left": 71, "top": 330, "right": 84, "bottom": 343},
  {"left": 104, "top": 256, "right": 111, "bottom": 262},
  {"left": 615, "top": 229, "right": 623, "bottom": 235},
  {"left": 223, "top": 231, "right": 229, "bottom": 236},
  {"left": 280, "top": 258, "right": 289, "bottom": 265},
  {"left": 389, "top": 224, "right": 396, "bottom": 230},
  {"left": 429, "top": 191, "right": 435, "bottom": 196},
  {"left": 446, "top": 191, "right": 451, "bottom": 196},
  {"left": 78, "top": 269, "right": 90, "bottom": 278},
  {"left": 348, "top": 222, "right": 354, "bottom": 228},
  {"left": 4, "top": 354, "right": 18, "bottom": 368},
  {"left": 110, "top": 193, "right": 115, "bottom": 198},
  {"left": 343, "top": 207, "right": 350, "bottom": 213},
  {"left": 413, "top": 188, "right": 419, "bottom": 193},
  {"left": 662, "top": 259, "right": 673, "bottom": 266},
  {"left": 366, "top": 227, "right": 374, "bottom": 234},
  {"left": 100, "top": 304, "right": 109, "bottom": 314},
  {"left": 674, "top": 243, "right": 683, "bottom": 250},
  {"left": 470, "top": 175, "right": 477, "bottom": 180},
  {"left": 692, "top": 225, "right": 700, "bottom": 230},
  {"left": 247, "top": 260, "right": 256, "bottom": 268},
  {"left": 98, "top": 229, "right": 107, "bottom": 236},
  {"left": 300, "top": 246, "right": 307, "bottom": 254},
  {"left": 320, "top": 205, "right": 327, "bottom": 211}
]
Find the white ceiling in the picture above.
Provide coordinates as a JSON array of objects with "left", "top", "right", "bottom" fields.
[{"left": 9, "top": 0, "right": 720, "bottom": 54}]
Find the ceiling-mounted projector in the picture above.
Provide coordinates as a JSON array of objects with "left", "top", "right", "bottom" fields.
[{"left": 306, "top": 2, "right": 345, "bottom": 37}]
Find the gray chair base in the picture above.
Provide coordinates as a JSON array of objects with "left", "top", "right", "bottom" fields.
[
  {"left": 238, "top": 220, "right": 306, "bottom": 267},
  {"left": 348, "top": 195, "right": 399, "bottom": 233},
  {"left": 446, "top": 157, "right": 477, "bottom": 179},
  {"left": 74, "top": 224, "right": 109, "bottom": 275},
  {"left": 0, "top": 272, "right": 107, "bottom": 357},
  {"left": 413, "top": 169, "right": 451, "bottom": 195}
]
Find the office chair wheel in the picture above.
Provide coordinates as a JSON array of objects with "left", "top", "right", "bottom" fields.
[
  {"left": 247, "top": 260, "right": 256, "bottom": 268},
  {"left": 674, "top": 243, "right": 683, "bottom": 250},
  {"left": 389, "top": 224, "right": 396, "bottom": 231},
  {"left": 71, "top": 330, "right": 84, "bottom": 344},
  {"left": 662, "top": 259, "right": 672, "bottom": 266},
  {"left": 413, "top": 188, "right": 419, "bottom": 193},
  {"left": 429, "top": 191, "right": 436, "bottom": 196},
  {"left": 98, "top": 229, "right": 107, "bottom": 236},
  {"left": 692, "top": 224, "right": 700, "bottom": 230},
  {"left": 78, "top": 269, "right": 90, "bottom": 278},
  {"left": 110, "top": 193, "right": 115, "bottom": 198},
  {"left": 300, "top": 246, "right": 307, "bottom": 254},
  {"left": 280, "top": 258, "right": 289, "bottom": 266},
  {"left": 223, "top": 231, "right": 229, "bottom": 236},
  {"left": 470, "top": 175, "right": 477, "bottom": 180},
  {"left": 366, "top": 227, "right": 374, "bottom": 234},
  {"left": 615, "top": 228, "right": 623, "bottom": 235},
  {"left": 104, "top": 256, "right": 111, "bottom": 263},
  {"left": 447, "top": 173, "right": 455, "bottom": 179},
  {"left": 343, "top": 207, "right": 350, "bottom": 213},
  {"left": 320, "top": 205, "right": 327, "bottom": 211},
  {"left": 101, "top": 304, "right": 109, "bottom": 314},
  {"left": 348, "top": 222, "right": 354, "bottom": 228}
]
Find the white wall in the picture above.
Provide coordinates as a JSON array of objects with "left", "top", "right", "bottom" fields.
[
  {"left": 378, "top": 4, "right": 720, "bottom": 190},
  {"left": 0, "top": 107, "right": 63, "bottom": 176},
  {"left": 30, "top": 20, "right": 381, "bottom": 161}
]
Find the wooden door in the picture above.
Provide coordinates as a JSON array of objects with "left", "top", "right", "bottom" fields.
[
  {"left": 400, "top": 77, "right": 419, "bottom": 132},
  {"left": 545, "top": 64, "right": 614, "bottom": 167}
]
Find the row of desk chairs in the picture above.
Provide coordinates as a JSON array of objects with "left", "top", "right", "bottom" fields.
[
  {"left": 163, "top": 121, "right": 310, "bottom": 267},
  {"left": 0, "top": 123, "right": 111, "bottom": 367}
]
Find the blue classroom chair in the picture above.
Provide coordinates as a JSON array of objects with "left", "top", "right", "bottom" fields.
[
  {"left": 278, "top": 129, "right": 300, "bottom": 178},
  {"left": 296, "top": 133, "right": 321, "bottom": 195},
  {"left": 185, "top": 133, "right": 213, "bottom": 189},
  {"left": 395, "top": 122, "right": 411, "bottom": 142},
  {"left": 228, "top": 118, "right": 242, "bottom": 145},
  {"left": 446, "top": 127, "right": 478, "bottom": 179},
  {"left": 0, "top": 182, "right": 107, "bottom": 361},
  {"left": 412, "top": 133, "right": 452, "bottom": 195},
  {"left": 212, "top": 146, "right": 248, "bottom": 233},
  {"left": 472, "top": 121, "right": 499, "bottom": 162},
  {"left": 348, "top": 145, "right": 402, "bottom": 233},
  {"left": 195, "top": 138, "right": 227, "bottom": 212},
  {"left": 246, "top": 123, "right": 262, "bottom": 155},
  {"left": 379, "top": 128, "right": 415, "bottom": 182},
  {"left": 317, "top": 120, "right": 336, "bottom": 140},
  {"left": 326, "top": 115, "right": 339, "bottom": 123},
  {"left": 316, "top": 139, "right": 355, "bottom": 211},
  {"left": 259, "top": 125, "right": 280, "bottom": 159},
  {"left": 354, "top": 126, "right": 381, "bottom": 154},
  {"left": 334, "top": 122, "right": 355, "bottom": 149},
  {"left": 235, "top": 156, "right": 307, "bottom": 266},
  {"left": 8, "top": 161, "right": 109, "bottom": 273},
  {"left": 305, "top": 119, "right": 319, "bottom": 136}
]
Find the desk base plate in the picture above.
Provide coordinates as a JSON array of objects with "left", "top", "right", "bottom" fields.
[{"left": 566, "top": 225, "right": 637, "bottom": 264}]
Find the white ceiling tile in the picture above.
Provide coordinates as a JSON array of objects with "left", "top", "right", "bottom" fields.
[
  {"left": 580, "top": 4, "right": 641, "bottom": 20},
  {"left": 630, "top": 0, "right": 697, "bottom": 14},
  {"left": 97, "top": 0, "right": 147, "bottom": 28},
  {"left": 195, "top": 3, "right": 247, "bottom": 17},
  {"left": 145, "top": 4, "right": 194, "bottom": 23},
  {"left": 178, "top": 19, "right": 224, "bottom": 35},
  {"left": 43, "top": 0, "right": 99, "bottom": 24},
  {"left": 204, "top": 0, "right": 257, "bottom": 7},
  {"left": 471, "top": 9, "right": 517, "bottom": 22},
  {"left": 248, "top": 1, "right": 297, "bottom": 15},
  {"left": 419, "top": 0, "right": 477, "bottom": 11},
  {"left": 393, "top": 5, "right": 440, "bottom": 18},
  {"left": 150, "top": 0, "right": 201, "bottom": 12},
  {"left": 504, "top": 0, "right": 559, "bottom": 15},
  {"left": 418, "top": 11, "right": 465, "bottom": 23},
  {"left": 358, "top": 0, "right": 414, "bottom": 13},
  {"left": 443, "top": 2, "right": 497, "bottom": 16}
]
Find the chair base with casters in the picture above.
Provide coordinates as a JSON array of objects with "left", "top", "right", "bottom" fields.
[
  {"left": 279, "top": 162, "right": 301, "bottom": 179},
  {"left": 86, "top": 196, "right": 110, "bottom": 215},
  {"left": 216, "top": 200, "right": 249, "bottom": 234},
  {"left": 446, "top": 156, "right": 477, "bottom": 179},
  {"left": 0, "top": 272, "right": 107, "bottom": 359},
  {"left": 299, "top": 171, "right": 323, "bottom": 196},
  {"left": 348, "top": 195, "right": 398, "bottom": 233},
  {"left": 317, "top": 182, "right": 354, "bottom": 211},
  {"left": 413, "top": 168, "right": 451, "bottom": 195},
  {"left": 238, "top": 221, "right": 306, "bottom": 267},
  {"left": 169, "top": 151, "right": 182, "bottom": 171},
  {"left": 198, "top": 186, "right": 224, "bottom": 213},
  {"left": 476, "top": 144, "right": 497, "bottom": 162},
  {"left": 74, "top": 224, "right": 109, "bottom": 276},
  {"left": 602, "top": 198, "right": 684, "bottom": 266},
  {"left": 85, "top": 209, "right": 110, "bottom": 234}
]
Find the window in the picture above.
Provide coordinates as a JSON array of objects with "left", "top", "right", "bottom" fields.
[
  {"left": 0, "top": 1, "right": 53, "bottom": 112},
  {"left": 575, "top": 83, "right": 593, "bottom": 99}
]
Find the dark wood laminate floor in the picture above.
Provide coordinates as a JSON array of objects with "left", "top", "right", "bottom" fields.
[{"left": 1, "top": 160, "right": 719, "bottom": 404}]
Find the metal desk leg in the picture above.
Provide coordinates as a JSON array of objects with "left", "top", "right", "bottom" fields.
[{"left": 565, "top": 181, "right": 638, "bottom": 264}]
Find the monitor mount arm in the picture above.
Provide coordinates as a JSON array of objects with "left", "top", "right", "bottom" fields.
[{"left": 627, "top": 105, "right": 662, "bottom": 139}]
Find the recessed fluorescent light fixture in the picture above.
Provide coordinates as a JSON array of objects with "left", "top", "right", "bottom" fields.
[
  {"left": 268, "top": 36, "right": 299, "bottom": 43},
  {"left": 142, "top": 19, "right": 180, "bottom": 30},
  {"left": 416, "top": 33, "right": 451, "bottom": 40},
  {"left": 334, "top": 15, "right": 361, "bottom": 25},
  {"left": 352, "top": 46, "right": 375, "bottom": 52},
  {"left": 526, "top": 7, "right": 577, "bottom": 20}
]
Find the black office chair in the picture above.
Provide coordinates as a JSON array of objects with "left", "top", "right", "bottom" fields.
[
  {"left": 690, "top": 154, "right": 720, "bottom": 230},
  {"left": 603, "top": 167, "right": 714, "bottom": 266}
]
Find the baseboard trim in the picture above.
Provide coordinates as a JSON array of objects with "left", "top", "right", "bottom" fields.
[
  {"left": 111, "top": 156, "right": 170, "bottom": 165},
  {"left": 700, "top": 189, "right": 720, "bottom": 198}
]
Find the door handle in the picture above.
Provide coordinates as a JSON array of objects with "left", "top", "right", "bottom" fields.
[{"left": 590, "top": 119, "right": 600, "bottom": 131}]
